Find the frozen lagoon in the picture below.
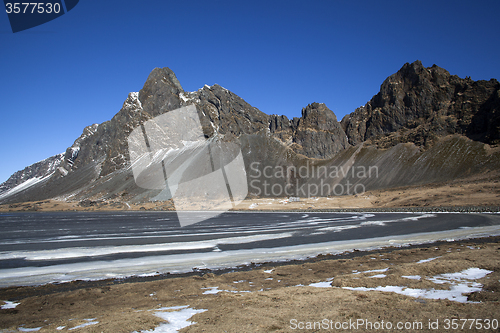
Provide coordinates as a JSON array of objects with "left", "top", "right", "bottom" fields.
[{"left": 0, "top": 211, "right": 499, "bottom": 287}]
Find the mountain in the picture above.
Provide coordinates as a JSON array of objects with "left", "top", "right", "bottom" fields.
[
  {"left": 341, "top": 60, "right": 500, "bottom": 148},
  {"left": 1, "top": 61, "right": 499, "bottom": 206},
  {"left": 0, "top": 153, "right": 64, "bottom": 196}
]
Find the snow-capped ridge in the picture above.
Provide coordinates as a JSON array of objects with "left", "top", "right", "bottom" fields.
[{"left": 0, "top": 152, "right": 65, "bottom": 196}]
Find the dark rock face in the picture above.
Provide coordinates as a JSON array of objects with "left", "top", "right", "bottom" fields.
[
  {"left": 292, "top": 103, "right": 349, "bottom": 158},
  {"left": 268, "top": 114, "right": 294, "bottom": 145},
  {"left": 189, "top": 84, "right": 269, "bottom": 139},
  {"left": 341, "top": 60, "right": 500, "bottom": 147},
  {"left": 139, "top": 67, "right": 183, "bottom": 118},
  {"left": 268, "top": 103, "right": 349, "bottom": 158}
]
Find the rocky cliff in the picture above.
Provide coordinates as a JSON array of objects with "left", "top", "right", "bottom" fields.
[
  {"left": 1, "top": 61, "right": 498, "bottom": 204},
  {"left": 341, "top": 60, "right": 500, "bottom": 148},
  {"left": 269, "top": 102, "right": 349, "bottom": 158}
]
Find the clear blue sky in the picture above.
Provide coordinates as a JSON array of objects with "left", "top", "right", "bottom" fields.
[{"left": 1, "top": 0, "right": 499, "bottom": 183}]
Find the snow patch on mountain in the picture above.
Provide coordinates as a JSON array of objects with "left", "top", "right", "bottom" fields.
[
  {"left": 123, "top": 92, "right": 142, "bottom": 110},
  {"left": 0, "top": 153, "right": 65, "bottom": 197},
  {"left": 0, "top": 173, "right": 52, "bottom": 200}
]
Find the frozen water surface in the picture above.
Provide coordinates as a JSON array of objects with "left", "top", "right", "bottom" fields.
[{"left": 0, "top": 212, "right": 499, "bottom": 287}]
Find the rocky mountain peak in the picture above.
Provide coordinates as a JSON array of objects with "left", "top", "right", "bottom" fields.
[
  {"left": 138, "top": 67, "right": 184, "bottom": 118},
  {"left": 342, "top": 61, "right": 500, "bottom": 147},
  {"left": 300, "top": 102, "right": 339, "bottom": 128},
  {"left": 291, "top": 103, "right": 349, "bottom": 158}
]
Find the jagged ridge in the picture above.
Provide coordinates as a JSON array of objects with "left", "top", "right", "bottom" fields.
[{"left": 341, "top": 60, "right": 500, "bottom": 148}]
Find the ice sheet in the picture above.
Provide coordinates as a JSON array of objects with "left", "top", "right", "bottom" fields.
[
  {"left": 0, "top": 232, "right": 294, "bottom": 261},
  {"left": 1, "top": 225, "right": 499, "bottom": 287}
]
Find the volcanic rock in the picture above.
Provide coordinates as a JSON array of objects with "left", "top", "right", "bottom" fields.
[{"left": 341, "top": 60, "right": 500, "bottom": 148}]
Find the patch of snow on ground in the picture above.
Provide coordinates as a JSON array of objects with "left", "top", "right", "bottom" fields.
[
  {"left": 369, "top": 274, "right": 386, "bottom": 278},
  {"left": 68, "top": 319, "right": 99, "bottom": 330},
  {"left": 309, "top": 277, "right": 334, "bottom": 288},
  {"left": 201, "top": 287, "right": 221, "bottom": 294},
  {"left": 264, "top": 269, "right": 274, "bottom": 274},
  {"left": 249, "top": 203, "right": 258, "bottom": 209},
  {"left": 1, "top": 301, "right": 20, "bottom": 309},
  {"left": 427, "top": 267, "right": 492, "bottom": 284},
  {"left": 354, "top": 268, "right": 389, "bottom": 275},
  {"left": 309, "top": 281, "right": 332, "bottom": 288},
  {"left": 417, "top": 256, "right": 441, "bottom": 263},
  {"left": 343, "top": 268, "right": 492, "bottom": 303},
  {"left": 201, "top": 287, "right": 251, "bottom": 294},
  {"left": 18, "top": 327, "right": 42, "bottom": 332},
  {"left": 138, "top": 305, "right": 207, "bottom": 333},
  {"left": 402, "top": 275, "right": 421, "bottom": 280}
]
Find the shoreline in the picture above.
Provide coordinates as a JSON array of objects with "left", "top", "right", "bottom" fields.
[
  {"left": 1, "top": 203, "right": 499, "bottom": 213},
  {"left": 1, "top": 235, "right": 498, "bottom": 299},
  {"left": 1, "top": 235, "right": 499, "bottom": 332},
  {"left": 1, "top": 171, "right": 499, "bottom": 213}
]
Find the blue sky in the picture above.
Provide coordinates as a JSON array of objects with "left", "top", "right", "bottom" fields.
[{"left": 1, "top": 0, "right": 499, "bottom": 183}]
